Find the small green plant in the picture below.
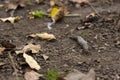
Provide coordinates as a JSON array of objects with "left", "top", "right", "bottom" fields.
[
  {"left": 45, "top": 69, "right": 59, "bottom": 80},
  {"left": 31, "top": 10, "right": 48, "bottom": 19}
]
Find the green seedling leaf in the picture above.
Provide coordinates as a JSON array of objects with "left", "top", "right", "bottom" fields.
[
  {"left": 30, "top": 10, "right": 48, "bottom": 19},
  {"left": 45, "top": 69, "right": 59, "bottom": 80}
]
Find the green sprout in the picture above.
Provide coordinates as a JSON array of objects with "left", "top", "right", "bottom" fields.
[
  {"left": 31, "top": 10, "right": 49, "bottom": 19},
  {"left": 45, "top": 68, "right": 59, "bottom": 80}
]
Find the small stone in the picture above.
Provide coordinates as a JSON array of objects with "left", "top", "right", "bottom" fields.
[
  {"left": 66, "top": 24, "right": 69, "bottom": 27},
  {"left": 63, "top": 64, "right": 69, "bottom": 67},
  {"left": 75, "top": 3, "right": 80, "bottom": 8}
]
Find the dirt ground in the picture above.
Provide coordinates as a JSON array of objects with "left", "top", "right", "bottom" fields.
[{"left": 0, "top": 0, "right": 120, "bottom": 80}]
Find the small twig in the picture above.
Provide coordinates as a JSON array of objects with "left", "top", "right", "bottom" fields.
[
  {"left": 64, "top": 14, "right": 81, "bottom": 17},
  {"left": 8, "top": 52, "right": 19, "bottom": 80}
]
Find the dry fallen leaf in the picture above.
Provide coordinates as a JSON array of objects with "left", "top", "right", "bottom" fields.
[
  {"left": 5, "top": 0, "right": 25, "bottom": 11},
  {"left": 36, "top": 33, "right": 56, "bottom": 40},
  {"left": 70, "top": 0, "right": 89, "bottom": 4},
  {"left": 35, "top": 0, "right": 44, "bottom": 4},
  {"left": 81, "top": 68, "right": 95, "bottom": 80},
  {"left": 50, "top": 6, "right": 64, "bottom": 21},
  {"left": 29, "top": 33, "right": 56, "bottom": 40},
  {"left": 24, "top": 70, "right": 43, "bottom": 80},
  {"left": 0, "top": 4, "right": 4, "bottom": 8},
  {"left": 64, "top": 69, "right": 85, "bottom": 80},
  {"left": 50, "top": 0, "right": 55, "bottom": 6},
  {"left": 0, "top": 47, "right": 5, "bottom": 55},
  {"left": 17, "top": 0, "right": 26, "bottom": 7},
  {"left": 42, "top": 54, "right": 49, "bottom": 61},
  {"left": 0, "top": 62, "right": 6, "bottom": 66},
  {"left": 48, "top": 2, "right": 67, "bottom": 29},
  {"left": 23, "top": 43, "right": 41, "bottom": 53},
  {"left": 16, "top": 43, "right": 41, "bottom": 54},
  {"left": 0, "top": 16, "right": 20, "bottom": 24},
  {"left": 5, "top": 2, "right": 18, "bottom": 11},
  {"left": 64, "top": 68, "right": 95, "bottom": 80},
  {"left": 23, "top": 53, "right": 41, "bottom": 70}
]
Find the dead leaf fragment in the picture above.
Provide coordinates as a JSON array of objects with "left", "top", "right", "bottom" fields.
[
  {"left": 23, "top": 43, "right": 41, "bottom": 53},
  {"left": 0, "top": 16, "right": 20, "bottom": 24},
  {"left": 70, "top": 0, "right": 89, "bottom": 4},
  {"left": 5, "top": 2, "right": 18, "bottom": 11},
  {"left": 5, "top": 0, "right": 25, "bottom": 11},
  {"left": 16, "top": 43, "right": 41, "bottom": 54},
  {"left": 0, "top": 62, "right": 6, "bottom": 66},
  {"left": 50, "top": 6, "right": 65, "bottom": 21},
  {"left": 36, "top": 33, "right": 56, "bottom": 40},
  {"left": 64, "top": 68, "right": 95, "bottom": 80},
  {"left": 50, "top": 0, "right": 55, "bottom": 6},
  {"left": 0, "top": 47, "right": 5, "bottom": 55},
  {"left": 24, "top": 70, "right": 43, "bottom": 80},
  {"left": 48, "top": 2, "right": 67, "bottom": 29},
  {"left": 82, "top": 68, "right": 95, "bottom": 80},
  {"left": 64, "top": 69, "right": 85, "bottom": 80},
  {"left": 0, "top": 4, "right": 4, "bottom": 8},
  {"left": 17, "top": 0, "right": 26, "bottom": 7},
  {"left": 42, "top": 54, "right": 49, "bottom": 61},
  {"left": 23, "top": 53, "right": 41, "bottom": 70},
  {"left": 29, "top": 33, "right": 56, "bottom": 40},
  {"left": 36, "top": 0, "right": 44, "bottom": 4}
]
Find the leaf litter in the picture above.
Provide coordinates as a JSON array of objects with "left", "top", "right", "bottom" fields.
[
  {"left": 48, "top": 2, "right": 67, "bottom": 29},
  {"left": 16, "top": 43, "right": 41, "bottom": 54},
  {"left": 29, "top": 32, "right": 56, "bottom": 40},
  {"left": 15, "top": 43, "right": 41, "bottom": 70},
  {"left": 24, "top": 69, "right": 43, "bottom": 80},
  {"left": 63, "top": 68, "right": 95, "bottom": 80},
  {"left": 4, "top": 0, "right": 26, "bottom": 16},
  {"left": 42, "top": 54, "right": 49, "bottom": 61},
  {"left": 23, "top": 53, "right": 41, "bottom": 70},
  {"left": 0, "top": 16, "right": 20, "bottom": 24},
  {"left": 0, "top": 47, "right": 5, "bottom": 55},
  {"left": 70, "top": 0, "right": 89, "bottom": 4},
  {"left": 5, "top": 0, "right": 25, "bottom": 11}
]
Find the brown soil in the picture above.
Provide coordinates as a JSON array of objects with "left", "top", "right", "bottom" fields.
[{"left": 0, "top": 0, "right": 120, "bottom": 80}]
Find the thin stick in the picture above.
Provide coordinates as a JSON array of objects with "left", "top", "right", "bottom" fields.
[
  {"left": 64, "top": 14, "right": 81, "bottom": 17},
  {"left": 8, "top": 52, "right": 19, "bottom": 80}
]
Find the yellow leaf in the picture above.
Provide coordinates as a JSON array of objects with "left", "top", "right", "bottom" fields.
[
  {"left": 50, "top": 7, "right": 60, "bottom": 19},
  {"left": 50, "top": 6, "right": 65, "bottom": 22}
]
